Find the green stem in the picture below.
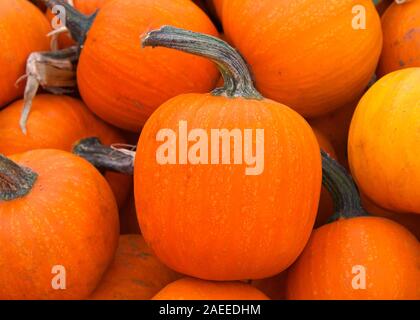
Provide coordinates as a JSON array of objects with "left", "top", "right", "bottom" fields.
[
  {"left": 0, "top": 155, "right": 38, "bottom": 201},
  {"left": 141, "top": 26, "right": 263, "bottom": 100},
  {"left": 42, "top": 0, "right": 97, "bottom": 45},
  {"left": 73, "top": 138, "right": 135, "bottom": 175},
  {"left": 321, "top": 150, "right": 368, "bottom": 222}
]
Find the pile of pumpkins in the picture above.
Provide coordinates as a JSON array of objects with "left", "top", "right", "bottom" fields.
[{"left": 0, "top": 0, "right": 418, "bottom": 300}]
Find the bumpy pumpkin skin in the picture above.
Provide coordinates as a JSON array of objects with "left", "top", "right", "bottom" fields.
[
  {"left": 77, "top": 0, "right": 219, "bottom": 132},
  {"left": 377, "top": 1, "right": 420, "bottom": 77},
  {"left": 221, "top": 0, "right": 382, "bottom": 118},
  {"left": 286, "top": 217, "right": 420, "bottom": 300},
  {"left": 135, "top": 93, "right": 322, "bottom": 281},
  {"left": 0, "top": 94, "right": 131, "bottom": 209},
  {"left": 0, "top": 150, "right": 119, "bottom": 299},
  {"left": 0, "top": 0, "right": 50, "bottom": 108},
  {"left": 349, "top": 68, "right": 420, "bottom": 214},
  {"left": 153, "top": 278, "right": 269, "bottom": 300},
  {"left": 90, "top": 235, "right": 179, "bottom": 300}
]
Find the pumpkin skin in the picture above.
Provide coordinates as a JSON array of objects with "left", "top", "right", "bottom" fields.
[
  {"left": 0, "top": 0, "right": 50, "bottom": 108},
  {"left": 286, "top": 217, "right": 420, "bottom": 300},
  {"left": 152, "top": 278, "right": 269, "bottom": 300},
  {"left": 377, "top": 1, "right": 420, "bottom": 77},
  {"left": 0, "top": 94, "right": 131, "bottom": 209},
  {"left": 222, "top": 0, "right": 382, "bottom": 117},
  {"left": 348, "top": 68, "right": 420, "bottom": 214},
  {"left": 0, "top": 150, "right": 119, "bottom": 299},
  {"left": 77, "top": 0, "right": 219, "bottom": 131},
  {"left": 89, "top": 235, "right": 180, "bottom": 300},
  {"left": 135, "top": 93, "right": 322, "bottom": 280}
]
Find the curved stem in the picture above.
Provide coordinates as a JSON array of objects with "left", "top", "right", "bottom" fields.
[
  {"left": 42, "top": 0, "right": 97, "bottom": 45},
  {"left": 0, "top": 155, "right": 38, "bottom": 201},
  {"left": 321, "top": 150, "right": 368, "bottom": 222},
  {"left": 73, "top": 138, "right": 135, "bottom": 175},
  {"left": 141, "top": 26, "right": 262, "bottom": 100}
]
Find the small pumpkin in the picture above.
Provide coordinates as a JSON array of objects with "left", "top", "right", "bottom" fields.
[
  {"left": 377, "top": 0, "right": 420, "bottom": 77},
  {"left": 0, "top": 0, "right": 50, "bottom": 108},
  {"left": 0, "top": 149, "right": 119, "bottom": 299},
  {"left": 348, "top": 68, "right": 420, "bottom": 214},
  {"left": 0, "top": 94, "right": 131, "bottom": 209},
  {"left": 221, "top": 0, "right": 382, "bottom": 117},
  {"left": 286, "top": 151, "right": 420, "bottom": 300},
  {"left": 135, "top": 26, "right": 321, "bottom": 281},
  {"left": 42, "top": 0, "right": 219, "bottom": 131},
  {"left": 89, "top": 235, "right": 180, "bottom": 300},
  {"left": 152, "top": 278, "right": 269, "bottom": 300}
]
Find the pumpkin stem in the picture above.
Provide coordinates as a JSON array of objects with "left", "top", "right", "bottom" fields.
[
  {"left": 42, "top": 0, "right": 97, "bottom": 45},
  {"left": 141, "top": 26, "right": 263, "bottom": 100},
  {"left": 0, "top": 155, "right": 38, "bottom": 201},
  {"left": 321, "top": 150, "right": 368, "bottom": 222},
  {"left": 73, "top": 138, "right": 135, "bottom": 175},
  {"left": 18, "top": 46, "right": 78, "bottom": 134}
]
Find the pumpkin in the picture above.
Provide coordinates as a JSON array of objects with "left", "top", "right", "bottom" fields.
[
  {"left": 286, "top": 151, "right": 420, "bottom": 300},
  {"left": 313, "top": 129, "right": 337, "bottom": 227},
  {"left": 377, "top": 0, "right": 420, "bottom": 77},
  {"left": 135, "top": 26, "right": 321, "bottom": 281},
  {"left": 0, "top": 94, "right": 131, "bottom": 209},
  {"left": 221, "top": 0, "right": 382, "bottom": 118},
  {"left": 89, "top": 235, "right": 180, "bottom": 300},
  {"left": 152, "top": 278, "right": 269, "bottom": 300},
  {"left": 42, "top": 0, "right": 219, "bottom": 131},
  {"left": 0, "top": 0, "right": 50, "bottom": 108},
  {"left": 348, "top": 68, "right": 420, "bottom": 214},
  {"left": 0, "top": 149, "right": 119, "bottom": 299}
]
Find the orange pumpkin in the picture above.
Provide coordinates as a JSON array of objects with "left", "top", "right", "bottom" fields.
[
  {"left": 153, "top": 278, "right": 269, "bottom": 300},
  {"left": 0, "top": 0, "right": 50, "bottom": 108},
  {"left": 286, "top": 151, "right": 420, "bottom": 300},
  {"left": 222, "top": 0, "right": 382, "bottom": 118},
  {"left": 377, "top": 0, "right": 420, "bottom": 77},
  {"left": 135, "top": 26, "right": 321, "bottom": 281},
  {"left": 0, "top": 149, "right": 119, "bottom": 299},
  {"left": 0, "top": 94, "right": 131, "bottom": 209},
  {"left": 349, "top": 68, "right": 420, "bottom": 214},
  {"left": 43, "top": 0, "right": 219, "bottom": 131},
  {"left": 90, "top": 235, "right": 179, "bottom": 300}
]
